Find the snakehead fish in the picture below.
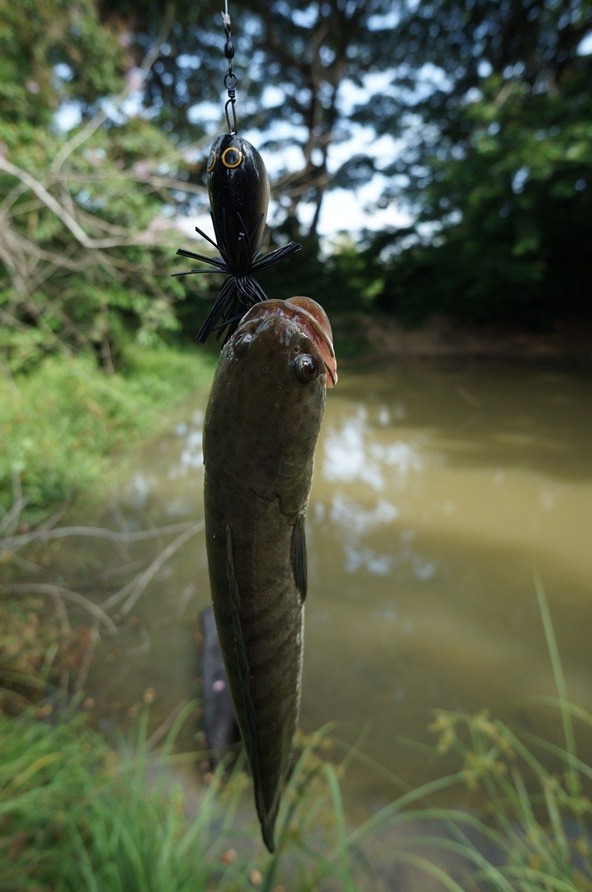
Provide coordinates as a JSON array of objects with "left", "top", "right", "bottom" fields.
[{"left": 203, "top": 296, "right": 337, "bottom": 851}]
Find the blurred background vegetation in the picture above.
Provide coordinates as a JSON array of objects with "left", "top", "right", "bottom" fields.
[
  {"left": 2, "top": 3, "right": 592, "bottom": 886},
  {"left": 2, "top": 0, "right": 591, "bottom": 378}
]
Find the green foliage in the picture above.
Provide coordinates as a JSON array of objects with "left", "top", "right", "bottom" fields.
[
  {"left": 251, "top": 233, "right": 384, "bottom": 322},
  {"left": 0, "top": 1, "right": 192, "bottom": 373},
  {"left": 0, "top": 348, "right": 213, "bottom": 521},
  {"left": 0, "top": 710, "right": 105, "bottom": 889},
  {"left": 370, "top": 0, "right": 592, "bottom": 328},
  {"left": 2, "top": 0, "right": 591, "bottom": 360},
  {"left": 0, "top": 712, "right": 373, "bottom": 891},
  {"left": 427, "top": 708, "right": 592, "bottom": 890},
  {"left": 2, "top": 688, "right": 589, "bottom": 890},
  {"left": 0, "top": 0, "right": 124, "bottom": 125},
  {"left": 0, "top": 126, "right": 187, "bottom": 372},
  {"left": 322, "top": 236, "right": 385, "bottom": 310}
]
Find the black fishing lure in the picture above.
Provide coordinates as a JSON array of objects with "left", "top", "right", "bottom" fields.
[{"left": 175, "top": 133, "right": 301, "bottom": 344}]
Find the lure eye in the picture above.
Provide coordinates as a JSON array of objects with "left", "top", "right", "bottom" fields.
[
  {"left": 207, "top": 150, "right": 217, "bottom": 172},
  {"left": 222, "top": 146, "right": 243, "bottom": 169},
  {"left": 291, "top": 353, "right": 319, "bottom": 383},
  {"left": 233, "top": 331, "right": 254, "bottom": 357}
]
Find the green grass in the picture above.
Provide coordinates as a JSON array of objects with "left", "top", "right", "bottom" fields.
[
  {"left": 0, "top": 703, "right": 238, "bottom": 891},
  {"left": 1, "top": 614, "right": 590, "bottom": 892},
  {"left": 0, "top": 707, "right": 376, "bottom": 892},
  {"left": 0, "top": 345, "right": 215, "bottom": 523},
  {"left": 2, "top": 689, "right": 589, "bottom": 891}
]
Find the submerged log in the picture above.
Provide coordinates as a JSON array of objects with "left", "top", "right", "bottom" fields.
[{"left": 199, "top": 607, "right": 240, "bottom": 765}]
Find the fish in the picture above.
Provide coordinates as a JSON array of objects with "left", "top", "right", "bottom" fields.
[
  {"left": 175, "top": 133, "right": 301, "bottom": 344},
  {"left": 202, "top": 296, "right": 337, "bottom": 851}
]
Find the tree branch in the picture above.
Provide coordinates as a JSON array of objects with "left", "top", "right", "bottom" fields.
[
  {"left": 0, "top": 155, "right": 130, "bottom": 250},
  {"left": 49, "top": 5, "right": 176, "bottom": 176}
]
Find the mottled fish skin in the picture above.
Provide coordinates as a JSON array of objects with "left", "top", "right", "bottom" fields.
[{"left": 203, "top": 297, "right": 336, "bottom": 851}]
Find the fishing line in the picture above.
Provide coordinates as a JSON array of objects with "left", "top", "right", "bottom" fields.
[{"left": 221, "top": 4, "right": 238, "bottom": 133}]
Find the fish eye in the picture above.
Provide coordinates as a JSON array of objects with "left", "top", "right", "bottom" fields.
[
  {"left": 233, "top": 331, "right": 254, "bottom": 357},
  {"left": 207, "top": 150, "right": 217, "bottom": 172},
  {"left": 222, "top": 146, "right": 243, "bottom": 169},
  {"left": 291, "top": 353, "right": 319, "bottom": 383}
]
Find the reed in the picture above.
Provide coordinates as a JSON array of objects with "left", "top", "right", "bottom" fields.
[
  {"left": 1, "top": 577, "right": 590, "bottom": 890},
  {"left": 0, "top": 707, "right": 362, "bottom": 891},
  {"left": 326, "top": 574, "right": 592, "bottom": 890}
]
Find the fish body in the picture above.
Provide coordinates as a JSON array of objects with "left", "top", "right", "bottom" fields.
[{"left": 203, "top": 297, "right": 336, "bottom": 851}]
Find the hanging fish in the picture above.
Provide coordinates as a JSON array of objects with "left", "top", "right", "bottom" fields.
[
  {"left": 175, "top": 133, "right": 301, "bottom": 344},
  {"left": 203, "top": 296, "right": 337, "bottom": 851}
]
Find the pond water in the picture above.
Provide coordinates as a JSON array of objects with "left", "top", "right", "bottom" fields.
[{"left": 51, "top": 360, "right": 592, "bottom": 820}]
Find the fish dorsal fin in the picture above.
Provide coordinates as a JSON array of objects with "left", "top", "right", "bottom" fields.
[
  {"left": 225, "top": 526, "right": 257, "bottom": 738},
  {"left": 290, "top": 514, "right": 308, "bottom": 602},
  {"left": 225, "top": 526, "right": 278, "bottom": 849}
]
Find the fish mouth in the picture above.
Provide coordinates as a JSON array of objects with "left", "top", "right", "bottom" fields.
[{"left": 238, "top": 297, "right": 337, "bottom": 387}]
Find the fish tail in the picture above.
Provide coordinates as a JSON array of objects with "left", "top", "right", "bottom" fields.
[{"left": 256, "top": 790, "right": 279, "bottom": 853}]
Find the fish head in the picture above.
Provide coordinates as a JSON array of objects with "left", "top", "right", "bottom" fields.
[
  {"left": 208, "top": 297, "right": 336, "bottom": 512},
  {"left": 228, "top": 297, "right": 337, "bottom": 389}
]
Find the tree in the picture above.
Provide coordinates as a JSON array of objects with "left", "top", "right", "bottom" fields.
[
  {"left": 0, "top": 0, "right": 124, "bottom": 126},
  {"left": 97, "top": 0, "right": 398, "bottom": 242},
  {"left": 367, "top": 0, "right": 592, "bottom": 326},
  {"left": 0, "top": 0, "right": 190, "bottom": 372},
  {"left": 3, "top": 0, "right": 589, "bottom": 351},
  {"left": 98, "top": 0, "right": 592, "bottom": 327}
]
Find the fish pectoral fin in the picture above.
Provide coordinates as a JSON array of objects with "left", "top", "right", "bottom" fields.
[{"left": 290, "top": 514, "right": 308, "bottom": 602}]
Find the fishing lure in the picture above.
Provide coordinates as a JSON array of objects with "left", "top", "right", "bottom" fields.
[{"left": 175, "top": 133, "right": 301, "bottom": 343}]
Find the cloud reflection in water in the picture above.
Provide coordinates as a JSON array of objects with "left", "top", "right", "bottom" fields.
[
  {"left": 320, "top": 408, "right": 432, "bottom": 579},
  {"left": 169, "top": 413, "right": 204, "bottom": 477},
  {"left": 322, "top": 408, "right": 421, "bottom": 490}
]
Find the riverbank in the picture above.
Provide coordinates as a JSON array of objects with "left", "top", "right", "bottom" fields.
[
  {"left": 0, "top": 345, "right": 216, "bottom": 524},
  {"left": 334, "top": 313, "right": 592, "bottom": 365},
  {"left": 0, "top": 343, "right": 215, "bottom": 712}
]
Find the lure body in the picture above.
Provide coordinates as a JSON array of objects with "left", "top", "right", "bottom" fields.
[
  {"left": 207, "top": 133, "right": 269, "bottom": 271},
  {"left": 176, "top": 134, "right": 301, "bottom": 343},
  {"left": 203, "top": 297, "right": 336, "bottom": 851}
]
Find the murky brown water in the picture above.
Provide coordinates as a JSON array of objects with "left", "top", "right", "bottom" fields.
[{"left": 46, "top": 360, "right": 592, "bottom": 818}]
